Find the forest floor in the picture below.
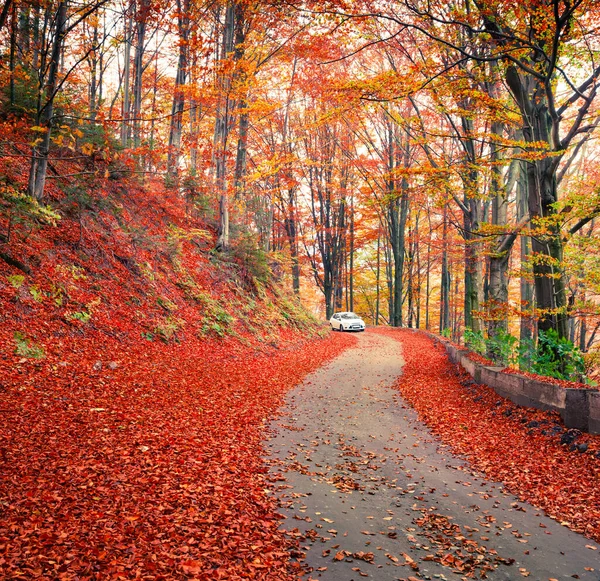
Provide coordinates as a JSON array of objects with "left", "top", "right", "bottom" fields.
[
  {"left": 0, "top": 326, "right": 356, "bottom": 580},
  {"left": 268, "top": 328, "right": 600, "bottom": 581},
  {"left": 2, "top": 313, "right": 600, "bottom": 579}
]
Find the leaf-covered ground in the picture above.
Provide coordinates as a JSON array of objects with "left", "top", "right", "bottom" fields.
[
  {"left": 379, "top": 328, "right": 600, "bottom": 544},
  {"left": 0, "top": 172, "right": 359, "bottom": 579},
  {"left": 0, "top": 327, "right": 356, "bottom": 579}
]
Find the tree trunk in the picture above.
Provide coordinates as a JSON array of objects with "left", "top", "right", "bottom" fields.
[
  {"left": 27, "top": 0, "right": 67, "bottom": 201},
  {"left": 440, "top": 202, "right": 450, "bottom": 333},
  {"left": 517, "top": 160, "right": 534, "bottom": 342},
  {"left": 214, "top": 1, "right": 241, "bottom": 250},
  {"left": 121, "top": 9, "right": 132, "bottom": 148},
  {"left": 376, "top": 229, "right": 381, "bottom": 325},
  {"left": 486, "top": 120, "right": 510, "bottom": 352},
  {"left": 505, "top": 66, "right": 568, "bottom": 338},
  {"left": 167, "top": 0, "right": 190, "bottom": 179},
  {"left": 132, "top": 0, "right": 149, "bottom": 148}
]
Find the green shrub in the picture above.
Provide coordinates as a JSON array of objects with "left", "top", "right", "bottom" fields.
[
  {"left": 464, "top": 328, "right": 486, "bottom": 355},
  {"left": 7, "top": 274, "right": 25, "bottom": 289},
  {"left": 67, "top": 311, "right": 91, "bottom": 323},
  {"left": 529, "top": 329, "right": 585, "bottom": 382},
  {"left": 14, "top": 332, "right": 45, "bottom": 359},
  {"left": 486, "top": 328, "right": 518, "bottom": 365},
  {"left": 228, "top": 233, "right": 271, "bottom": 290}
]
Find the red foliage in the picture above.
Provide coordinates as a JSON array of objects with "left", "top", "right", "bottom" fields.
[
  {"left": 0, "top": 170, "right": 359, "bottom": 578},
  {"left": 0, "top": 324, "right": 355, "bottom": 579},
  {"left": 376, "top": 328, "right": 600, "bottom": 543}
]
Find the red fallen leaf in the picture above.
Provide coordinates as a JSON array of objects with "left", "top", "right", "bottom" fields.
[
  {"left": 402, "top": 552, "right": 419, "bottom": 570},
  {"left": 180, "top": 560, "right": 202, "bottom": 574},
  {"left": 377, "top": 328, "right": 600, "bottom": 547},
  {"left": 353, "top": 551, "right": 375, "bottom": 563},
  {"left": 333, "top": 551, "right": 347, "bottom": 561}
]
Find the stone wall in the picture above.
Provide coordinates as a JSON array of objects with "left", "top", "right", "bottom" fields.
[{"left": 432, "top": 334, "right": 599, "bottom": 435}]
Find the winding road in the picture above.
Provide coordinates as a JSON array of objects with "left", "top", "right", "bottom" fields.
[{"left": 266, "top": 331, "right": 600, "bottom": 581}]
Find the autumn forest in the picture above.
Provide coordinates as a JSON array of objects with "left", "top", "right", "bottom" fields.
[{"left": 2, "top": 1, "right": 600, "bottom": 579}]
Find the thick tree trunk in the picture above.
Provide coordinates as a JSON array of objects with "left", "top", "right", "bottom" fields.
[
  {"left": 517, "top": 161, "right": 534, "bottom": 342},
  {"left": 505, "top": 66, "right": 568, "bottom": 338},
  {"left": 486, "top": 121, "right": 510, "bottom": 351}
]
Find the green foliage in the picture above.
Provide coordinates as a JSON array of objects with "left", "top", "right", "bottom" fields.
[
  {"left": 463, "top": 327, "right": 585, "bottom": 382},
  {"left": 441, "top": 327, "right": 452, "bottom": 338},
  {"left": 181, "top": 175, "right": 213, "bottom": 218},
  {"left": 274, "top": 289, "right": 320, "bottom": 330},
  {"left": 1, "top": 66, "right": 38, "bottom": 116},
  {"left": 530, "top": 329, "right": 585, "bottom": 382},
  {"left": 154, "top": 316, "right": 184, "bottom": 342},
  {"left": 7, "top": 274, "right": 25, "bottom": 289},
  {"left": 14, "top": 332, "right": 45, "bottom": 359},
  {"left": 1, "top": 183, "right": 61, "bottom": 241},
  {"left": 464, "top": 328, "right": 486, "bottom": 355},
  {"left": 486, "top": 329, "right": 518, "bottom": 366},
  {"left": 227, "top": 233, "right": 271, "bottom": 291},
  {"left": 29, "top": 285, "right": 44, "bottom": 302},
  {"left": 193, "top": 290, "right": 235, "bottom": 337},
  {"left": 67, "top": 311, "right": 91, "bottom": 323},
  {"left": 157, "top": 296, "right": 178, "bottom": 312}
]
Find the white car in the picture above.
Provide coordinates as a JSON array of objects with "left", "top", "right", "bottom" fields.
[{"left": 330, "top": 312, "right": 366, "bottom": 332}]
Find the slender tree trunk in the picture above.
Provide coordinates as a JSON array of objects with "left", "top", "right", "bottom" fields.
[
  {"left": 348, "top": 194, "right": 354, "bottom": 312},
  {"left": 148, "top": 42, "right": 159, "bottom": 170},
  {"left": 214, "top": 1, "right": 239, "bottom": 250},
  {"left": 9, "top": 2, "right": 16, "bottom": 107},
  {"left": 440, "top": 202, "right": 450, "bottom": 333},
  {"left": 132, "top": 0, "right": 149, "bottom": 148},
  {"left": 27, "top": 0, "right": 67, "bottom": 201},
  {"left": 283, "top": 193, "right": 300, "bottom": 294},
  {"left": 121, "top": 9, "right": 132, "bottom": 148},
  {"left": 376, "top": 229, "right": 381, "bottom": 325},
  {"left": 89, "top": 23, "right": 98, "bottom": 119},
  {"left": 167, "top": 0, "right": 190, "bottom": 179}
]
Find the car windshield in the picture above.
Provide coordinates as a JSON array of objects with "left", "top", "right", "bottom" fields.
[{"left": 341, "top": 313, "right": 360, "bottom": 320}]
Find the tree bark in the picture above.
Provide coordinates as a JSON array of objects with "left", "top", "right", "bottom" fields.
[
  {"left": 27, "top": 0, "right": 67, "bottom": 201},
  {"left": 167, "top": 0, "right": 190, "bottom": 179}
]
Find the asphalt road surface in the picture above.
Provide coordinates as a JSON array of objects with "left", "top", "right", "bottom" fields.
[{"left": 266, "top": 332, "right": 600, "bottom": 581}]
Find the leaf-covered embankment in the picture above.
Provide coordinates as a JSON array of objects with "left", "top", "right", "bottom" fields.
[
  {"left": 379, "top": 328, "right": 600, "bottom": 543},
  {"left": 0, "top": 174, "right": 360, "bottom": 578},
  {"left": 0, "top": 320, "right": 356, "bottom": 579}
]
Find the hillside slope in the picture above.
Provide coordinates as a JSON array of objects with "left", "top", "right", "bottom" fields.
[{"left": 0, "top": 175, "right": 356, "bottom": 579}]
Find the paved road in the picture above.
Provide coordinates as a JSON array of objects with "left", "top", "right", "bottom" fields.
[{"left": 266, "top": 332, "right": 600, "bottom": 581}]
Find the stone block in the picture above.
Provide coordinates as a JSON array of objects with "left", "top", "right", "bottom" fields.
[
  {"left": 479, "top": 366, "right": 504, "bottom": 387},
  {"left": 522, "top": 378, "right": 565, "bottom": 412},
  {"left": 493, "top": 371, "right": 524, "bottom": 397},
  {"left": 563, "top": 389, "right": 592, "bottom": 432},
  {"left": 585, "top": 391, "right": 600, "bottom": 435},
  {"left": 460, "top": 354, "right": 476, "bottom": 377}
]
